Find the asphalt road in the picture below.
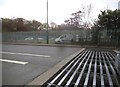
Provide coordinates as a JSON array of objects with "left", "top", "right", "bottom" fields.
[{"left": 2, "top": 44, "right": 82, "bottom": 85}]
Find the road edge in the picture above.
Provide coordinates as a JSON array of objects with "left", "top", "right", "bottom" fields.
[
  {"left": 3, "top": 42, "right": 118, "bottom": 49},
  {"left": 2, "top": 42, "right": 82, "bottom": 48}
]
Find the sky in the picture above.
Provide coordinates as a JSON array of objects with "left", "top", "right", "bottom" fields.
[{"left": 0, "top": 0, "right": 119, "bottom": 24}]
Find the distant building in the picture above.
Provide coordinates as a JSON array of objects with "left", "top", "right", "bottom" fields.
[{"left": 118, "top": 1, "right": 120, "bottom": 9}]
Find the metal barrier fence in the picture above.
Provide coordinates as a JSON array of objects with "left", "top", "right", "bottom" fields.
[
  {"left": 2, "top": 29, "right": 90, "bottom": 44},
  {"left": 2, "top": 29, "right": 120, "bottom": 47}
]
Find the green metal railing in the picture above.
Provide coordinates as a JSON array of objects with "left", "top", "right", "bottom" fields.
[{"left": 2, "top": 29, "right": 120, "bottom": 47}]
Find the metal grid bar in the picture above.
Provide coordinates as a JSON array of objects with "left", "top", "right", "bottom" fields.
[
  {"left": 83, "top": 52, "right": 94, "bottom": 86},
  {"left": 75, "top": 51, "right": 92, "bottom": 86},
  {"left": 66, "top": 51, "right": 91, "bottom": 85},
  {"left": 107, "top": 52, "right": 120, "bottom": 75},
  {"left": 101, "top": 52, "right": 113, "bottom": 87},
  {"left": 44, "top": 48, "right": 120, "bottom": 87},
  {"left": 98, "top": 52, "right": 105, "bottom": 87},
  {"left": 104, "top": 52, "right": 120, "bottom": 86},
  {"left": 57, "top": 51, "right": 90, "bottom": 86},
  {"left": 92, "top": 52, "right": 97, "bottom": 87},
  {"left": 47, "top": 49, "right": 87, "bottom": 87}
]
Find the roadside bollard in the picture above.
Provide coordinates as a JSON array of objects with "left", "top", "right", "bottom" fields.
[{"left": 115, "top": 52, "right": 120, "bottom": 71}]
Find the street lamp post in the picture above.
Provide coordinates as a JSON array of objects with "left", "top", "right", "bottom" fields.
[{"left": 46, "top": 0, "right": 49, "bottom": 44}]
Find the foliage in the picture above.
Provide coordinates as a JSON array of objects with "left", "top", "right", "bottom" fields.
[
  {"left": 92, "top": 9, "right": 120, "bottom": 46},
  {"left": 91, "top": 25, "right": 101, "bottom": 45},
  {"left": 98, "top": 9, "right": 120, "bottom": 29},
  {"left": 2, "top": 18, "right": 44, "bottom": 32},
  {"left": 97, "top": 9, "right": 120, "bottom": 40}
]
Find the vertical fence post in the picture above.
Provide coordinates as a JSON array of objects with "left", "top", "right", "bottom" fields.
[{"left": 46, "top": 0, "right": 49, "bottom": 44}]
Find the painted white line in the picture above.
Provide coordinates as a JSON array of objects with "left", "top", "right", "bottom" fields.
[
  {"left": 0, "top": 59, "right": 28, "bottom": 65},
  {"left": 0, "top": 52, "right": 50, "bottom": 58}
]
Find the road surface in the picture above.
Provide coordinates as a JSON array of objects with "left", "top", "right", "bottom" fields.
[{"left": 2, "top": 44, "right": 82, "bottom": 85}]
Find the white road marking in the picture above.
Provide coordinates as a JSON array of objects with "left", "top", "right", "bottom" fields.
[
  {"left": 0, "top": 52, "right": 50, "bottom": 58},
  {"left": 0, "top": 59, "right": 28, "bottom": 65}
]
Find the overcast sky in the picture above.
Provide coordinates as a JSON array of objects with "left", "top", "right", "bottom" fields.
[{"left": 0, "top": 0, "right": 119, "bottom": 24}]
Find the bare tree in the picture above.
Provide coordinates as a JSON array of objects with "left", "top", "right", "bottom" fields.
[
  {"left": 81, "top": 4, "right": 93, "bottom": 29},
  {"left": 64, "top": 4, "right": 93, "bottom": 29}
]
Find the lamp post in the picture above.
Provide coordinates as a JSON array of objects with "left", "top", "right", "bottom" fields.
[{"left": 46, "top": 0, "right": 49, "bottom": 44}]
